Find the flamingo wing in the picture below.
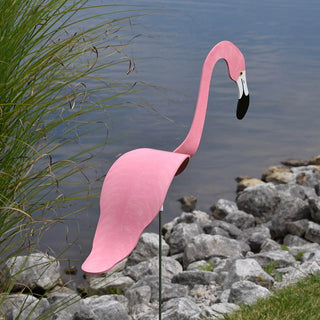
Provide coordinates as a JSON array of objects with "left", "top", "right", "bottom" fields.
[{"left": 82, "top": 148, "right": 189, "bottom": 273}]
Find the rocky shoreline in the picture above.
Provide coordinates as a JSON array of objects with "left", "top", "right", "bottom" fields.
[{"left": 2, "top": 155, "right": 320, "bottom": 319}]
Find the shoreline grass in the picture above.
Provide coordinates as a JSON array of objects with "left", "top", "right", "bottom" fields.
[{"left": 219, "top": 272, "right": 320, "bottom": 320}]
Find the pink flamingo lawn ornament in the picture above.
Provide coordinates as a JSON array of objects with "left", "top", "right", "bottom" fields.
[{"left": 82, "top": 40, "right": 250, "bottom": 275}]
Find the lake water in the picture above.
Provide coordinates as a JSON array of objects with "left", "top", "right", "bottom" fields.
[{"left": 43, "top": 0, "right": 320, "bottom": 283}]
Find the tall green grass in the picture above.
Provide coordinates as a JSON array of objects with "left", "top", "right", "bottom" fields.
[{"left": 0, "top": 0, "right": 144, "bottom": 298}]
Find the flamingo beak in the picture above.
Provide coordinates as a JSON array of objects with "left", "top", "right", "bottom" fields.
[{"left": 236, "top": 71, "right": 250, "bottom": 119}]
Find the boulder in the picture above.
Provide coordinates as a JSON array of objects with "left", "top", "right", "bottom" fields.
[
  {"left": 3, "top": 253, "right": 61, "bottom": 293},
  {"left": 223, "top": 258, "right": 274, "bottom": 289},
  {"left": 283, "top": 234, "right": 309, "bottom": 247},
  {"left": 124, "top": 256, "right": 182, "bottom": 281},
  {"left": 183, "top": 234, "right": 249, "bottom": 267},
  {"left": 229, "top": 280, "right": 271, "bottom": 304},
  {"left": 128, "top": 275, "right": 187, "bottom": 303},
  {"left": 178, "top": 195, "right": 197, "bottom": 212},
  {"left": 166, "top": 222, "right": 202, "bottom": 254},
  {"left": 74, "top": 296, "right": 130, "bottom": 320},
  {"left": 260, "top": 239, "right": 282, "bottom": 252},
  {"left": 46, "top": 292, "right": 83, "bottom": 320},
  {"left": 0, "top": 294, "right": 51, "bottom": 320},
  {"left": 210, "top": 199, "right": 238, "bottom": 220},
  {"left": 189, "top": 284, "right": 217, "bottom": 306},
  {"left": 239, "top": 226, "right": 271, "bottom": 253},
  {"left": 139, "top": 297, "right": 201, "bottom": 320},
  {"left": 276, "top": 261, "right": 320, "bottom": 289},
  {"left": 286, "top": 219, "right": 309, "bottom": 237},
  {"left": 235, "top": 176, "right": 265, "bottom": 194},
  {"left": 292, "top": 165, "right": 320, "bottom": 188},
  {"left": 203, "top": 220, "right": 243, "bottom": 239},
  {"left": 236, "top": 183, "right": 279, "bottom": 221},
  {"left": 172, "top": 270, "right": 217, "bottom": 287},
  {"left": 305, "top": 221, "right": 320, "bottom": 244},
  {"left": 126, "top": 233, "right": 169, "bottom": 266},
  {"left": 251, "top": 250, "right": 296, "bottom": 268},
  {"left": 201, "top": 303, "right": 240, "bottom": 320},
  {"left": 309, "top": 197, "right": 320, "bottom": 223},
  {"left": 224, "top": 210, "right": 256, "bottom": 230},
  {"left": 261, "top": 165, "right": 294, "bottom": 184},
  {"left": 269, "top": 193, "right": 310, "bottom": 239},
  {"left": 288, "top": 242, "right": 320, "bottom": 257},
  {"left": 78, "top": 271, "right": 134, "bottom": 296}
]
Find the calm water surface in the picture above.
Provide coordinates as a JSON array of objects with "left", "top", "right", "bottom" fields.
[{"left": 44, "top": 0, "right": 320, "bottom": 282}]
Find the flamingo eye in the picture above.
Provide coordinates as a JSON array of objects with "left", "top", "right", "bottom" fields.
[{"left": 240, "top": 71, "right": 243, "bottom": 76}]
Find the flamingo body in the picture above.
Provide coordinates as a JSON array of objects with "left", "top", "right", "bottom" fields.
[
  {"left": 82, "top": 148, "right": 189, "bottom": 273},
  {"left": 82, "top": 41, "right": 250, "bottom": 274}
]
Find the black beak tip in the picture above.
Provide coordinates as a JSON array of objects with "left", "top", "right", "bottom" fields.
[{"left": 236, "top": 94, "right": 250, "bottom": 120}]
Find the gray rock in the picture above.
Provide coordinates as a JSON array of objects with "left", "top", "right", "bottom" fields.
[
  {"left": 292, "top": 165, "right": 320, "bottom": 188},
  {"left": 75, "top": 296, "right": 130, "bottom": 320},
  {"left": 275, "top": 261, "right": 320, "bottom": 289},
  {"left": 189, "top": 284, "right": 217, "bottom": 305},
  {"left": 305, "top": 221, "right": 320, "bottom": 244},
  {"left": 270, "top": 196, "right": 310, "bottom": 239},
  {"left": 302, "top": 250, "right": 320, "bottom": 263},
  {"left": 251, "top": 250, "right": 296, "bottom": 268},
  {"left": 283, "top": 234, "right": 309, "bottom": 247},
  {"left": 239, "top": 226, "right": 271, "bottom": 253},
  {"left": 191, "top": 210, "right": 212, "bottom": 229},
  {"left": 217, "top": 289, "right": 231, "bottom": 303},
  {"left": 127, "top": 233, "right": 169, "bottom": 266},
  {"left": 124, "top": 256, "right": 182, "bottom": 281},
  {"left": 178, "top": 195, "right": 197, "bottom": 212},
  {"left": 229, "top": 280, "right": 271, "bottom": 304},
  {"left": 288, "top": 242, "right": 320, "bottom": 257},
  {"left": 166, "top": 222, "right": 202, "bottom": 254},
  {"left": 172, "top": 270, "right": 217, "bottom": 287},
  {"left": 203, "top": 220, "right": 243, "bottom": 239},
  {"left": 236, "top": 183, "right": 279, "bottom": 221},
  {"left": 163, "top": 217, "right": 179, "bottom": 240},
  {"left": 309, "top": 197, "right": 320, "bottom": 223},
  {"left": 78, "top": 271, "right": 134, "bottom": 296},
  {"left": 224, "top": 210, "right": 256, "bottom": 230},
  {"left": 0, "top": 294, "right": 51, "bottom": 320},
  {"left": 3, "top": 253, "right": 61, "bottom": 292},
  {"left": 201, "top": 303, "right": 240, "bottom": 320},
  {"left": 46, "top": 292, "right": 82, "bottom": 320},
  {"left": 183, "top": 234, "right": 249, "bottom": 267},
  {"left": 125, "top": 285, "right": 152, "bottom": 307},
  {"left": 210, "top": 199, "right": 238, "bottom": 220},
  {"left": 129, "top": 275, "right": 187, "bottom": 303},
  {"left": 186, "top": 260, "right": 218, "bottom": 271},
  {"left": 139, "top": 297, "right": 201, "bottom": 320},
  {"left": 286, "top": 219, "right": 309, "bottom": 237},
  {"left": 260, "top": 239, "right": 282, "bottom": 252},
  {"left": 223, "top": 258, "right": 274, "bottom": 289},
  {"left": 130, "top": 303, "right": 154, "bottom": 320}
]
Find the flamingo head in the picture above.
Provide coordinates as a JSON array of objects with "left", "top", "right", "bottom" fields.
[
  {"left": 236, "top": 70, "right": 250, "bottom": 119},
  {"left": 221, "top": 40, "right": 250, "bottom": 120}
]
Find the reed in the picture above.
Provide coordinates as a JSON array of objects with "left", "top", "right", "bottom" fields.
[{"left": 0, "top": 0, "right": 143, "bottom": 299}]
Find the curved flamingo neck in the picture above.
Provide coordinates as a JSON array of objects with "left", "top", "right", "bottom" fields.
[{"left": 173, "top": 41, "right": 245, "bottom": 158}]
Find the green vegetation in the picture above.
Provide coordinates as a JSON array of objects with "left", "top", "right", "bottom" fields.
[
  {"left": 294, "top": 251, "right": 305, "bottom": 261},
  {"left": 0, "top": 0, "right": 146, "bottom": 317},
  {"left": 220, "top": 273, "right": 320, "bottom": 320},
  {"left": 280, "top": 244, "right": 289, "bottom": 251},
  {"left": 197, "top": 261, "right": 216, "bottom": 272},
  {"left": 262, "top": 260, "right": 283, "bottom": 282}
]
